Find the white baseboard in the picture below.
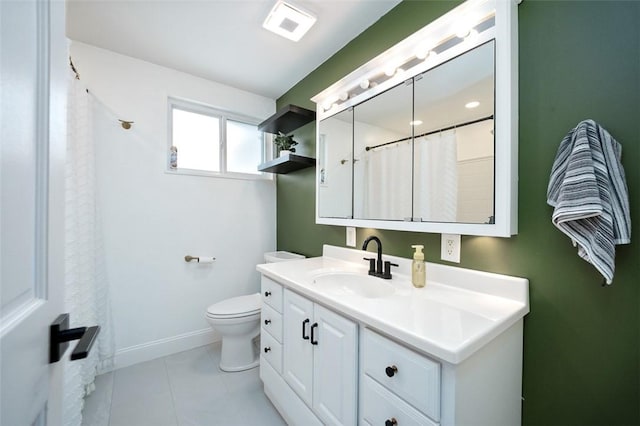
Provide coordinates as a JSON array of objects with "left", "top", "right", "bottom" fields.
[{"left": 106, "top": 328, "right": 221, "bottom": 372}]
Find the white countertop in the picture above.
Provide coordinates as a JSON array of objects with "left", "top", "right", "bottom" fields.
[{"left": 257, "top": 245, "right": 529, "bottom": 364}]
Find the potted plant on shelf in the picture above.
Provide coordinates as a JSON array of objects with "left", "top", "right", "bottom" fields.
[{"left": 274, "top": 132, "right": 298, "bottom": 157}]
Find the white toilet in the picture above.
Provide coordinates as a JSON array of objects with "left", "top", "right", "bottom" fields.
[
  {"left": 206, "top": 251, "right": 305, "bottom": 372},
  {"left": 206, "top": 293, "right": 262, "bottom": 372}
]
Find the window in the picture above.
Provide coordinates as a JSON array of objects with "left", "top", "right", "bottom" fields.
[{"left": 168, "top": 98, "right": 270, "bottom": 178}]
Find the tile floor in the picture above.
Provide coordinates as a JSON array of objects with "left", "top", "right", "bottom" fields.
[{"left": 81, "top": 343, "right": 286, "bottom": 426}]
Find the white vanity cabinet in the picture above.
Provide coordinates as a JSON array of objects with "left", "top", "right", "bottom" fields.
[
  {"left": 283, "top": 289, "right": 358, "bottom": 426},
  {"left": 258, "top": 245, "right": 529, "bottom": 426}
]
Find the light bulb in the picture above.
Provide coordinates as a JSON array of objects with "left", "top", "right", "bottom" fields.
[
  {"left": 339, "top": 92, "right": 349, "bottom": 101},
  {"left": 415, "top": 43, "right": 431, "bottom": 60},
  {"left": 384, "top": 66, "right": 396, "bottom": 77},
  {"left": 456, "top": 23, "right": 471, "bottom": 39},
  {"left": 360, "top": 79, "right": 370, "bottom": 89}
]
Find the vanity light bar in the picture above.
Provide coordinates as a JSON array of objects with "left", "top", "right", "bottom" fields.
[{"left": 312, "top": 0, "right": 497, "bottom": 118}]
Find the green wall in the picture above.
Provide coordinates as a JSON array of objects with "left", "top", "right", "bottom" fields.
[{"left": 276, "top": 1, "right": 640, "bottom": 424}]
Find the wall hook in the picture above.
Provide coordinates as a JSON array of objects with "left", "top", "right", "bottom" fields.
[{"left": 119, "top": 119, "right": 134, "bottom": 130}]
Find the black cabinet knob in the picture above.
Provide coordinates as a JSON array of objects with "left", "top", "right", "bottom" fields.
[
  {"left": 385, "top": 365, "right": 398, "bottom": 377},
  {"left": 264, "top": 347, "right": 271, "bottom": 353},
  {"left": 385, "top": 418, "right": 398, "bottom": 426},
  {"left": 264, "top": 319, "right": 271, "bottom": 325},
  {"left": 264, "top": 291, "right": 271, "bottom": 297}
]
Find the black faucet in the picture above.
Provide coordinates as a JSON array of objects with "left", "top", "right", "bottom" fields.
[{"left": 362, "top": 236, "right": 398, "bottom": 279}]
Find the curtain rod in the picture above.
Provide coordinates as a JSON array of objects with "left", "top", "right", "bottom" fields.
[
  {"left": 69, "top": 56, "right": 135, "bottom": 130},
  {"left": 365, "top": 115, "right": 494, "bottom": 151}
]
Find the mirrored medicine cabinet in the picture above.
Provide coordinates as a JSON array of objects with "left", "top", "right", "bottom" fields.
[{"left": 312, "top": 0, "right": 518, "bottom": 237}]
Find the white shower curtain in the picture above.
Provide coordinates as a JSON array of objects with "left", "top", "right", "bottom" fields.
[
  {"left": 361, "top": 141, "right": 412, "bottom": 220},
  {"left": 63, "top": 71, "right": 115, "bottom": 426},
  {"left": 414, "top": 131, "right": 458, "bottom": 222}
]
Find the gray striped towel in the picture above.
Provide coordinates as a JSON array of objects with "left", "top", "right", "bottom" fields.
[{"left": 547, "top": 119, "right": 631, "bottom": 285}]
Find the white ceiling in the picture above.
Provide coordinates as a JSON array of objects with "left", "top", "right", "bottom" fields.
[{"left": 66, "top": 0, "right": 402, "bottom": 100}]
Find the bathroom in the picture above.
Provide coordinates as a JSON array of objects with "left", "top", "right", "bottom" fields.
[{"left": 1, "top": 0, "right": 638, "bottom": 425}]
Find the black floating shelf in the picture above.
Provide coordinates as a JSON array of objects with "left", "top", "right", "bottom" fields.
[
  {"left": 258, "top": 104, "right": 316, "bottom": 134},
  {"left": 258, "top": 153, "right": 316, "bottom": 174}
]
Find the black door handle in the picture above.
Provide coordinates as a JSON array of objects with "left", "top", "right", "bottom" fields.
[
  {"left": 310, "top": 322, "right": 318, "bottom": 345},
  {"left": 302, "top": 318, "right": 310, "bottom": 340},
  {"left": 50, "top": 313, "right": 100, "bottom": 363}
]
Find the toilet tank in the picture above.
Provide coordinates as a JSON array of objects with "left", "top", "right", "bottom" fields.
[{"left": 264, "top": 251, "right": 305, "bottom": 263}]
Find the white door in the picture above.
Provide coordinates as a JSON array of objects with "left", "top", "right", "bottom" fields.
[
  {"left": 283, "top": 289, "right": 314, "bottom": 407},
  {"left": 1, "top": 0, "right": 67, "bottom": 424},
  {"left": 312, "top": 304, "right": 358, "bottom": 426}
]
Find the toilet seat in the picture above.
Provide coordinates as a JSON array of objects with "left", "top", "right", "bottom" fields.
[{"left": 207, "top": 293, "right": 261, "bottom": 319}]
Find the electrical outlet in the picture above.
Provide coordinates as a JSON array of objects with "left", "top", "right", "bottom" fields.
[
  {"left": 346, "top": 227, "right": 356, "bottom": 247},
  {"left": 441, "top": 233, "right": 461, "bottom": 263}
]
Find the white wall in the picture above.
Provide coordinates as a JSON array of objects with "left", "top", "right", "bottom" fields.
[{"left": 70, "top": 42, "right": 277, "bottom": 369}]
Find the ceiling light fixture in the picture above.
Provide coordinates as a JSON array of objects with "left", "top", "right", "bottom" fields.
[{"left": 263, "top": 0, "right": 317, "bottom": 42}]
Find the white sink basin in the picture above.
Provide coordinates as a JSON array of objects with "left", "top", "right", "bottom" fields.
[{"left": 312, "top": 272, "right": 395, "bottom": 299}]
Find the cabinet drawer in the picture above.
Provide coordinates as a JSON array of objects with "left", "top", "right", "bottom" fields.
[
  {"left": 261, "top": 327, "right": 282, "bottom": 374},
  {"left": 261, "top": 276, "right": 283, "bottom": 313},
  {"left": 261, "top": 303, "right": 283, "bottom": 343},
  {"left": 362, "top": 328, "right": 440, "bottom": 421},
  {"left": 361, "top": 375, "right": 438, "bottom": 426}
]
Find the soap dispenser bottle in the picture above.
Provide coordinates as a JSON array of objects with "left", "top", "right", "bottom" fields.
[{"left": 411, "top": 245, "right": 426, "bottom": 288}]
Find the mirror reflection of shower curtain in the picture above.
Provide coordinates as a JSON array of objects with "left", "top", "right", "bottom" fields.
[
  {"left": 414, "top": 131, "right": 458, "bottom": 222},
  {"left": 361, "top": 141, "right": 412, "bottom": 220}
]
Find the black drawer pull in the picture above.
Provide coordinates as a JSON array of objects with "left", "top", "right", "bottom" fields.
[
  {"left": 385, "top": 418, "right": 398, "bottom": 426},
  {"left": 302, "top": 318, "right": 310, "bottom": 340},
  {"left": 310, "top": 322, "right": 318, "bottom": 345},
  {"left": 264, "top": 347, "right": 271, "bottom": 353},
  {"left": 264, "top": 319, "right": 271, "bottom": 325},
  {"left": 385, "top": 365, "right": 398, "bottom": 377},
  {"left": 264, "top": 291, "right": 271, "bottom": 297}
]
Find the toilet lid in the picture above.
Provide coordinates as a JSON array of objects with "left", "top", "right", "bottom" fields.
[{"left": 207, "top": 293, "right": 261, "bottom": 317}]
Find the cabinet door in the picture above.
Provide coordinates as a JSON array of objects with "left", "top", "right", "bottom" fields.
[
  {"left": 312, "top": 304, "right": 358, "bottom": 426},
  {"left": 283, "top": 289, "right": 314, "bottom": 407}
]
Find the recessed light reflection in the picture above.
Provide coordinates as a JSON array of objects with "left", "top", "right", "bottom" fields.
[
  {"left": 410, "top": 120, "right": 423, "bottom": 126},
  {"left": 465, "top": 101, "right": 480, "bottom": 109}
]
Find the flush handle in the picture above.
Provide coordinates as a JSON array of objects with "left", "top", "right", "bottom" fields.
[
  {"left": 385, "top": 365, "right": 398, "bottom": 377},
  {"left": 50, "top": 313, "right": 100, "bottom": 363}
]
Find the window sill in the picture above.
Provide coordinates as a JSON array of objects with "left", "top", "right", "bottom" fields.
[{"left": 165, "top": 168, "right": 273, "bottom": 181}]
